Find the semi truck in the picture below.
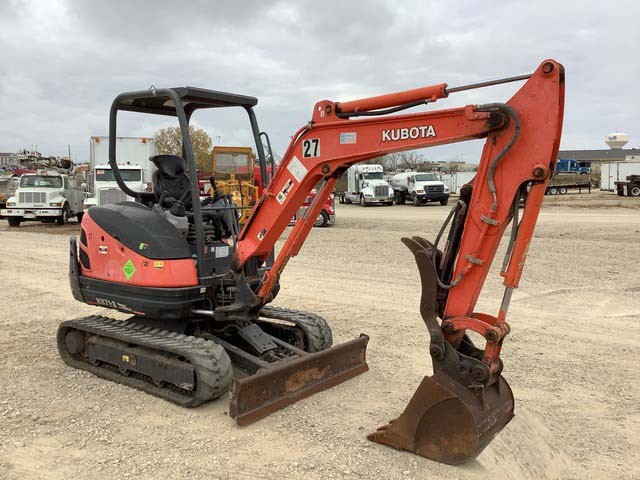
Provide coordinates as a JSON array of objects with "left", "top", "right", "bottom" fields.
[
  {"left": 84, "top": 136, "right": 157, "bottom": 208},
  {"left": 556, "top": 158, "right": 591, "bottom": 174},
  {"left": 615, "top": 175, "right": 640, "bottom": 197},
  {"left": 338, "top": 164, "right": 394, "bottom": 206},
  {"left": 390, "top": 171, "right": 449, "bottom": 206},
  {"left": 1, "top": 171, "right": 84, "bottom": 226}
]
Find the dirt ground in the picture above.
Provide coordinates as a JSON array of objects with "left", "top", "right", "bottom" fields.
[{"left": 0, "top": 191, "right": 639, "bottom": 480}]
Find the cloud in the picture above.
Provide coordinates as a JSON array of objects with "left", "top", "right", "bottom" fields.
[{"left": 0, "top": 0, "right": 638, "bottom": 163}]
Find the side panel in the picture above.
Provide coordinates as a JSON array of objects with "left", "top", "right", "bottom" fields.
[{"left": 79, "top": 215, "right": 198, "bottom": 288}]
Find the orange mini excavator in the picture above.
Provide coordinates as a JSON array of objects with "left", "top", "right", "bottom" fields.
[{"left": 58, "top": 60, "right": 564, "bottom": 464}]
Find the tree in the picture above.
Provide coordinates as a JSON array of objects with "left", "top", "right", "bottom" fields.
[
  {"left": 154, "top": 126, "right": 213, "bottom": 172},
  {"left": 381, "top": 151, "right": 427, "bottom": 172}
]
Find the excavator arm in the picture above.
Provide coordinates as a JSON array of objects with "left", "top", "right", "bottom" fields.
[
  {"left": 231, "top": 60, "right": 564, "bottom": 464},
  {"left": 235, "top": 60, "right": 563, "bottom": 301}
]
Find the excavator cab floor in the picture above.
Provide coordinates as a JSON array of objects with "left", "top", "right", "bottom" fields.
[{"left": 368, "top": 372, "right": 514, "bottom": 465}]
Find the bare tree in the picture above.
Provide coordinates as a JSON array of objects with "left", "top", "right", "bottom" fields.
[{"left": 382, "top": 151, "right": 427, "bottom": 172}]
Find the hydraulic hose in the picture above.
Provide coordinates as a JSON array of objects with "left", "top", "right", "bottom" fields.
[
  {"left": 432, "top": 103, "right": 521, "bottom": 290},
  {"left": 476, "top": 103, "right": 521, "bottom": 212}
]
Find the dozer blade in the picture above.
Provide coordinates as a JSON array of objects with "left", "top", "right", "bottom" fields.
[
  {"left": 230, "top": 334, "right": 369, "bottom": 426},
  {"left": 368, "top": 372, "right": 514, "bottom": 465}
]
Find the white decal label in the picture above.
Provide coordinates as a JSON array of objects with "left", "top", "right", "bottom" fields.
[
  {"left": 340, "top": 132, "right": 357, "bottom": 144},
  {"left": 257, "top": 228, "right": 267, "bottom": 241},
  {"left": 381, "top": 125, "right": 436, "bottom": 142},
  {"left": 287, "top": 155, "right": 308, "bottom": 183},
  {"left": 276, "top": 179, "right": 294, "bottom": 205},
  {"left": 215, "top": 246, "right": 229, "bottom": 258},
  {"left": 302, "top": 138, "right": 320, "bottom": 158},
  {"left": 98, "top": 245, "right": 108, "bottom": 254}
]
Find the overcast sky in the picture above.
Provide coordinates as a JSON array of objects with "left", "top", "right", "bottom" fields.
[{"left": 0, "top": 0, "right": 638, "bottom": 163}]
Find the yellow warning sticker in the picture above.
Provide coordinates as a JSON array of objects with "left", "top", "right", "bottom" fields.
[{"left": 153, "top": 261, "right": 164, "bottom": 268}]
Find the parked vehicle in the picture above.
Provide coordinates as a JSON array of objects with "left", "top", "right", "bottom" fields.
[
  {"left": 600, "top": 161, "right": 640, "bottom": 191},
  {"left": 84, "top": 164, "right": 149, "bottom": 208},
  {"left": 544, "top": 173, "right": 594, "bottom": 195},
  {"left": 556, "top": 158, "right": 590, "bottom": 174},
  {"left": 290, "top": 189, "right": 336, "bottom": 227},
  {"left": 339, "top": 164, "right": 394, "bottom": 206},
  {"left": 1, "top": 172, "right": 84, "bottom": 226},
  {"left": 615, "top": 175, "right": 640, "bottom": 197},
  {"left": 0, "top": 174, "right": 20, "bottom": 210},
  {"left": 85, "top": 136, "right": 157, "bottom": 208},
  {"left": 390, "top": 171, "right": 449, "bottom": 206},
  {"left": 440, "top": 171, "right": 476, "bottom": 195}
]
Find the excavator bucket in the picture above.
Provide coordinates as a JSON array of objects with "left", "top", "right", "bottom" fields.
[
  {"left": 368, "top": 372, "right": 514, "bottom": 465},
  {"left": 368, "top": 236, "right": 515, "bottom": 464}
]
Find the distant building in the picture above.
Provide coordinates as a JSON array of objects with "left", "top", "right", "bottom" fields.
[
  {"left": 0, "top": 152, "right": 17, "bottom": 167},
  {"left": 558, "top": 148, "right": 639, "bottom": 164}
]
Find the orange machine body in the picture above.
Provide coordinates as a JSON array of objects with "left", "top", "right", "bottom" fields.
[{"left": 79, "top": 214, "right": 198, "bottom": 288}]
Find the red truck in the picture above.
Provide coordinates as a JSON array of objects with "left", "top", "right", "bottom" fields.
[{"left": 290, "top": 188, "right": 335, "bottom": 227}]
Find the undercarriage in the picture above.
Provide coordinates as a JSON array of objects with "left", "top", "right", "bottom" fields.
[{"left": 58, "top": 306, "right": 368, "bottom": 425}]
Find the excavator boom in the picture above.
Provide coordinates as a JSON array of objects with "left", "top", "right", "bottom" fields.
[{"left": 229, "top": 60, "right": 565, "bottom": 463}]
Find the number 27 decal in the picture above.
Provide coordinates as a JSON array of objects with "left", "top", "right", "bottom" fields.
[{"left": 302, "top": 138, "right": 320, "bottom": 158}]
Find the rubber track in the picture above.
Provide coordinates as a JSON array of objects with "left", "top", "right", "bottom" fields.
[
  {"left": 57, "top": 315, "right": 233, "bottom": 407},
  {"left": 260, "top": 306, "right": 333, "bottom": 352}
]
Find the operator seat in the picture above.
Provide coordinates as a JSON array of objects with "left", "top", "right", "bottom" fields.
[{"left": 151, "top": 154, "right": 192, "bottom": 209}]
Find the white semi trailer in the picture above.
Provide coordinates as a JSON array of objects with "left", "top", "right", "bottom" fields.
[
  {"left": 338, "top": 164, "right": 394, "bottom": 206},
  {"left": 85, "top": 136, "right": 157, "bottom": 208},
  {"left": 600, "top": 159, "right": 640, "bottom": 191}
]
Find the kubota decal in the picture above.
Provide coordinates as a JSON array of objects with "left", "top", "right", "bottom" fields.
[{"left": 381, "top": 125, "right": 436, "bottom": 142}]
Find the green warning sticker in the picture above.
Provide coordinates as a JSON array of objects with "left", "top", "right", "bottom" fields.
[{"left": 123, "top": 259, "right": 136, "bottom": 280}]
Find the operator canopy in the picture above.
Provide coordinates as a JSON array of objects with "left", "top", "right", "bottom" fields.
[{"left": 116, "top": 86, "right": 258, "bottom": 116}]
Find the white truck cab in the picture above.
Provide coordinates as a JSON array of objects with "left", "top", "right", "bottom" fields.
[
  {"left": 85, "top": 136, "right": 157, "bottom": 208},
  {"left": 84, "top": 164, "right": 149, "bottom": 208},
  {"left": 1, "top": 172, "right": 84, "bottom": 226},
  {"left": 390, "top": 171, "right": 449, "bottom": 206},
  {"left": 340, "top": 164, "right": 394, "bottom": 206}
]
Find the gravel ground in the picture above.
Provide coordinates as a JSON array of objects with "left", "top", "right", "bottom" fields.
[{"left": 0, "top": 193, "right": 639, "bottom": 479}]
